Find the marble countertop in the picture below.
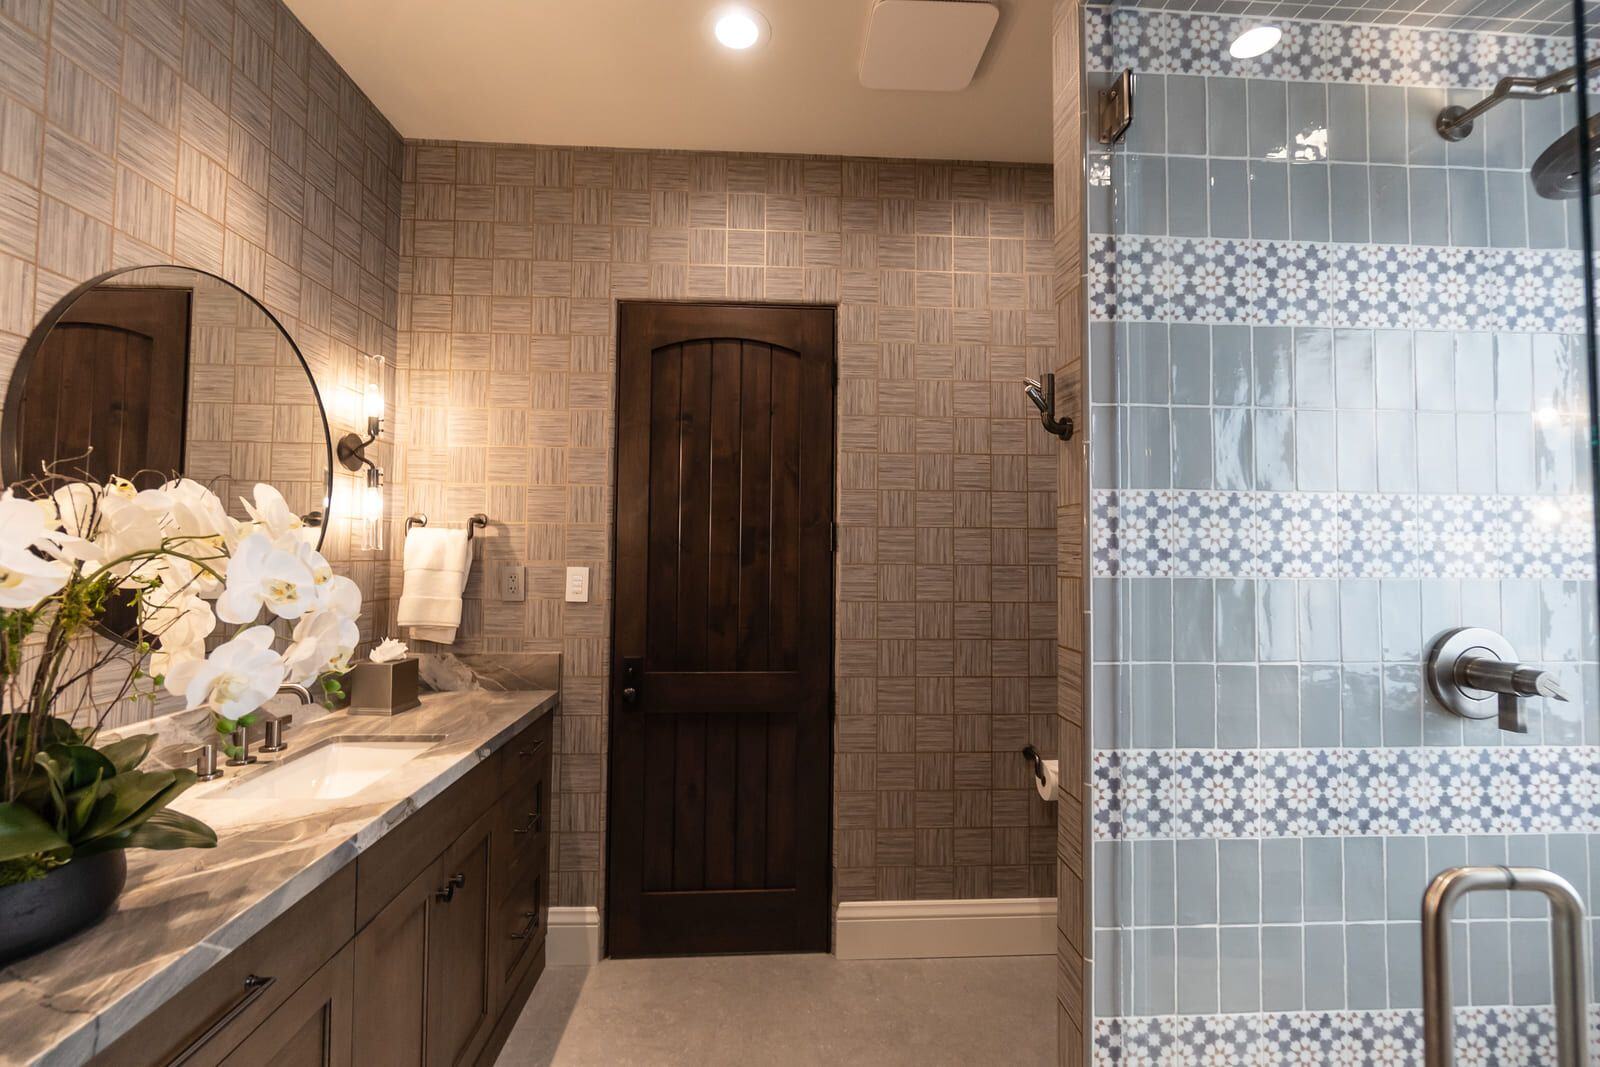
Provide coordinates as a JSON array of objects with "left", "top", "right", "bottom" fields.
[{"left": 0, "top": 689, "right": 559, "bottom": 1066}]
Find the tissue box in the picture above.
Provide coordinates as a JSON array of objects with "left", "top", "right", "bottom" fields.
[{"left": 345, "top": 656, "right": 421, "bottom": 716}]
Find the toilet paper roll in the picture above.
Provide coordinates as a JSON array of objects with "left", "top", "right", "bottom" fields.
[{"left": 1035, "top": 759, "right": 1060, "bottom": 802}]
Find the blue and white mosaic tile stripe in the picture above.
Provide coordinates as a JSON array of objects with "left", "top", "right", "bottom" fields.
[
  {"left": 1092, "top": 490, "right": 1596, "bottom": 580},
  {"left": 1089, "top": 237, "right": 1587, "bottom": 332},
  {"left": 1085, "top": 6, "right": 1575, "bottom": 89},
  {"left": 1095, "top": 1005, "right": 1598, "bottom": 1065},
  {"left": 1092, "top": 746, "right": 1600, "bottom": 841}
]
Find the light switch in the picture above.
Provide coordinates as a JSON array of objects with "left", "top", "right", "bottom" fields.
[
  {"left": 496, "top": 563, "right": 525, "bottom": 602},
  {"left": 564, "top": 566, "right": 589, "bottom": 603}
]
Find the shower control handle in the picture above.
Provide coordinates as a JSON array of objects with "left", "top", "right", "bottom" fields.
[{"left": 1426, "top": 627, "right": 1570, "bottom": 734}]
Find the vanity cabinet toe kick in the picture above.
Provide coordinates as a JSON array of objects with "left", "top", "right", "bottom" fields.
[{"left": 93, "top": 712, "right": 554, "bottom": 1067}]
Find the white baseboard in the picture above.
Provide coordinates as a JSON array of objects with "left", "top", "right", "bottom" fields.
[
  {"left": 546, "top": 906, "right": 601, "bottom": 966},
  {"left": 834, "top": 896, "right": 1056, "bottom": 961}
]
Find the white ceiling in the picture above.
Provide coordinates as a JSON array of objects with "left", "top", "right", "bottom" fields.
[{"left": 283, "top": 0, "right": 1052, "bottom": 164}]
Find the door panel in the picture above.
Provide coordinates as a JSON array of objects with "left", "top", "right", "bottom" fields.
[
  {"left": 16, "top": 286, "right": 190, "bottom": 485},
  {"left": 609, "top": 302, "right": 834, "bottom": 957}
]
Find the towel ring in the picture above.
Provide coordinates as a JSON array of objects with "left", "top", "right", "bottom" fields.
[{"left": 405, "top": 513, "right": 489, "bottom": 540}]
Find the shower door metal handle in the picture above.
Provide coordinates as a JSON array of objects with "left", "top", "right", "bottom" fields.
[{"left": 1422, "top": 866, "right": 1590, "bottom": 1067}]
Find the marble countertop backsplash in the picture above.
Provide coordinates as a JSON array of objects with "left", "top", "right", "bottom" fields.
[{"left": 0, "top": 688, "right": 559, "bottom": 1066}]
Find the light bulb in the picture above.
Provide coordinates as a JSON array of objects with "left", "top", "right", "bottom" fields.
[
  {"left": 1229, "top": 25, "right": 1281, "bottom": 59},
  {"left": 365, "top": 381, "right": 384, "bottom": 424},
  {"left": 714, "top": 8, "right": 766, "bottom": 49}
]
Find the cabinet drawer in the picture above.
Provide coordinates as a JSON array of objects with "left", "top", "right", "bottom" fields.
[
  {"left": 494, "top": 769, "right": 549, "bottom": 899},
  {"left": 92, "top": 864, "right": 356, "bottom": 1067},
  {"left": 494, "top": 713, "right": 551, "bottom": 798},
  {"left": 493, "top": 864, "right": 545, "bottom": 991}
]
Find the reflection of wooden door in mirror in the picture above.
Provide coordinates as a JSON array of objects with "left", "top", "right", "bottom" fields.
[{"left": 16, "top": 287, "right": 191, "bottom": 486}]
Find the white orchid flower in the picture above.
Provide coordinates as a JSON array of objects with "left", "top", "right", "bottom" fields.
[
  {"left": 164, "top": 625, "right": 285, "bottom": 719},
  {"left": 295, "top": 542, "right": 361, "bottom": 618},
  {"left": 0, "top": 545, "right": 68, "bottom": 608},
  {"left": 0, "top": 492, "right": 71, "bottom": 607},
  {"left": 163, "top": 478, "right": 241, "bottom": 558},
  {"left": 140, "top": 581, "right": 216, "bottom": 652},
  {"left": 282, "top": 609, "right": 359, "bottom": 684},
  {"left": 216, "top": 530, "right": 317, "bottom": 623},
  {"left": 242, "top": 483, "right": 303, "bottom": 540}
]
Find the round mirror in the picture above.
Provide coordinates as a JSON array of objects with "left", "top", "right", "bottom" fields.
[{"left": 1, "top": 265, "right": 333, "bottom": 540}]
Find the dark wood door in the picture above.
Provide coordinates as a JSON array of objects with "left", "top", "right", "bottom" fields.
[
  {"left": 608, "top": 302, "right": 835, "bottom": 957},
  {"left": 14, "top": 286, "right": 191, "bottom": 485}
]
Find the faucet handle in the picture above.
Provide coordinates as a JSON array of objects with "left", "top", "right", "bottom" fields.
[
  {"left": 262, "top": 715, "right": 291, "bottom": 754},
  {"left": 186, "top": 743, "right": 223, "bottom": 781}
]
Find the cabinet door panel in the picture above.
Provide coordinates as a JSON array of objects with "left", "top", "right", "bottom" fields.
[
  {"left": 425, "top": 823, "right": 493, "bottom": 1067},
  {"left": 352, "top": 862, "right": 431, "bottom": 1067},
  {"left": 220, "top": 943, "right": 353, "bottom": 1067}
]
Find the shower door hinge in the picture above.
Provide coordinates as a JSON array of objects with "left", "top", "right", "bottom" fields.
[{"left": 1098, "top": 69, "right": 1134, "bottom": 144}]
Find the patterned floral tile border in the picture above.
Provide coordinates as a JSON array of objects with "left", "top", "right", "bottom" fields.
[
  {"left": 1092, "top": 745, "right": 1600, "bottom": 841},
  {"left": 1095, "top": 1005, "right": 1595, "bottom": 1065},
  {"left": 1085, "top": 6, "right": 1575, "bottom": 90},
  {"left": 1092, "top": 489, "right": 1596, "bottom": 580},
  {"left": 1089, "top": 236, "right": 1587, "bottom": 333}
]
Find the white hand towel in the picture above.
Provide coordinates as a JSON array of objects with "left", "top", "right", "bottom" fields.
[{"left": 396, "top": 526, "right": 473, "bottom": 644}]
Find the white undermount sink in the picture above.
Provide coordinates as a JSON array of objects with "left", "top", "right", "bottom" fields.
[{"left": 219, "top": 739, "right": 437, "bottom": 800}]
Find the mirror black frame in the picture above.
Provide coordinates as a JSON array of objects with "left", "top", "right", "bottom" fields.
[{"left": 1, "top": 264, "right": 335, "bottom": 552}]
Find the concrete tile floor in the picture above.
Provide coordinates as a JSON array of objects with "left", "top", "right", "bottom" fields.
[{"left": 495, "top": 954, "right": 1055, "bottom": 1066}]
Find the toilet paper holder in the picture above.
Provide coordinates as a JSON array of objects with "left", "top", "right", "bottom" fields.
[{"left": 1022, "top": 745, "right": 1048, "bottom": 787}]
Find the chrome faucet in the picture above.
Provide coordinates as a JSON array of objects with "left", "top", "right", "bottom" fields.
[
  {"left": 261, "top": 684, "right": 312, "bottom": 753},
  {"left": 1426, "top": 627, "right": 1571, "bottom": 733}
]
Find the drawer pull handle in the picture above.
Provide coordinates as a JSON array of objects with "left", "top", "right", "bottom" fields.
[
  {"left": 435, "top": 872, "right": 466, "bottom": 903},
  {"left": 168, "top": 974, "right": 276, "bottom": 1065},
  {"left": 518, "top": 740, "right": 544, "bottom": 758},
  {"left": 510, "top": 910, "right": 540, "bottom": 941},
  {"left": 512, "top": 812, "right": 542, "bottom": 835}
]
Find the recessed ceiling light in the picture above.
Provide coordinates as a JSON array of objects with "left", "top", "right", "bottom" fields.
[
  {"left": 714, "top": 7, "right": 768, "bottom": 50},
  {"left": 1229, "top": 24, "right": 1281, "bottom": 59}
]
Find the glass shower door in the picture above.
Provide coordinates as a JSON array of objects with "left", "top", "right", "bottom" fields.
[{"left": 1086, "top": 0, "right": 1600, "bottom": 1060}]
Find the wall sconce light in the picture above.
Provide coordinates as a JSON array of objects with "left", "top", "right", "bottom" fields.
[
  {"left": 338, "top": 362, "right": 385, "bottom": 472},
  {"left": 337, "top": 357, "right": 386, "bottom": 550}
]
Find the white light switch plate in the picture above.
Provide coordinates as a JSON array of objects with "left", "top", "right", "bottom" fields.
[
  {"left": 496, "top": 563, "right": 525, "bottom": 602},
  {"left": 564, "top": 566, "right": 589, "bottom": 603}
]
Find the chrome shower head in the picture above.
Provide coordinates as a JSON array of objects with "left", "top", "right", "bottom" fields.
[
  {"left": 1531, "top": 113, "right": 1600, "bottom": 200},
  {"left": 1023, "top": 377, "right": 1048, "bottom": 414}
]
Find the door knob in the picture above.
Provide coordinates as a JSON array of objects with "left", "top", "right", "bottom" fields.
[
  {"left": 1426, "top": 627, "right": 1571, "bottom": 734},
  {"left": 620, "top": 656, "right": 642, "bottom": 704}
]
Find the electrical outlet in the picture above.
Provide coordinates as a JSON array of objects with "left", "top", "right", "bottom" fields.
[
  {"left": 496, "top": 563, "right": 525, "bottom": 602},
  {"left": 564, "top": 566, "right": 589, "bottom": 603}
]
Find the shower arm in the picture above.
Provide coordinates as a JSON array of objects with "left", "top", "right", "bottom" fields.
[{"left": 1437, "top": 58, "right": 1600, "bottom": 141}]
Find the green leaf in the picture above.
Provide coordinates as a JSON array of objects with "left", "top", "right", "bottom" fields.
[
  {"left": 40, "top": 744, "right": 117, "bottom": 792},
  {"left": 64, "top": 771, "right": 105, "bottom": 837},
  {"left": 0, "top": 802, "right": 70, "bottom": 862},
  {"left": 96, "top": 735, "right": 153, "bottom": 776},
  {"left": 120, "top": 808, "right": 216, "bottom": 851},
  {"left": 76, "top": 770, "right": 188, "bottom": 843}
]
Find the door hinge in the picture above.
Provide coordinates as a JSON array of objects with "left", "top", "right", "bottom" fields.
[{"left": 1098, "top": 69, "right": 1134, "bottom": 144}]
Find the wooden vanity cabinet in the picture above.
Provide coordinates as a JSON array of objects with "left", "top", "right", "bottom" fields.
[{"left": 91, "top": 709, "right": 554, "bottom": 1067}]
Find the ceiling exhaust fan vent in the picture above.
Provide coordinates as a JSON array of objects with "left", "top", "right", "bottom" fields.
[{"left": 858, "top": 0, "right": 1000, "bottom": 92}]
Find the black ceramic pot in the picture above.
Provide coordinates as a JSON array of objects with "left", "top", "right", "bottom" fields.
[{"left": 0, "top": 850, "right": 127, "bottom": 964}]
